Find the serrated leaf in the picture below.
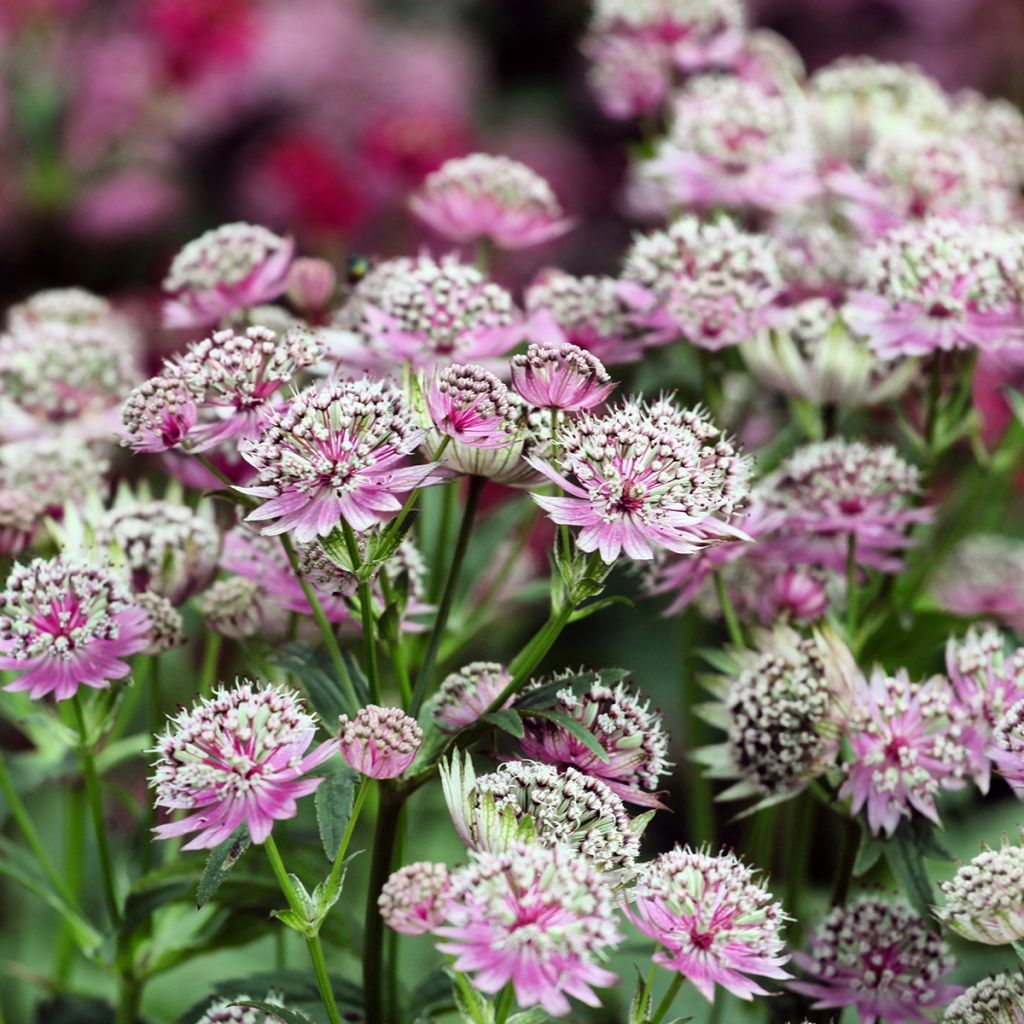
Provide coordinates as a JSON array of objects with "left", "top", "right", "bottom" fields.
[
  {"left": 275, "top": 642, "right": 356, "bottom": 720},
  {"left": 197, "top": 826, "right": 251, "bottom": 908},
  {"left": 315, "top": 763, "right": 358, "bottom": 861},
  {"left": 526, "top": 709, "right": 609, "bottom": 764},
  {"left": 854, "top": 835, "right": 884, "bottom": 878},
  {"left": 885, "top": 823, "right": 938, "bottom": 928},
  {"left": 232, "top": 1001, "right": 313, "bottom": 1024},
  {"left": 481, "top": 709, "right": 524, "bottom": 739}
]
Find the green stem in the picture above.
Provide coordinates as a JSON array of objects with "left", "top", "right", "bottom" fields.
[
  {"left": 143, "top": 659, "right": 164, "bottom": 872},
  {"left": 264, "top": 835, "right": 343, "bottom": 1024},
  {"left": 429, "top": 482, "right": 458, "bottom": 606},
  {"left": 411, "top": 476, "right": 485, "bottom": 715},
  {"left": 192, "top": 452, "right": 245, "bottom": 494},
  {"left": 114, "top": 976, "right": 140, "bottom": 1024},
  {"left": 831, "top": 816, "right": 860, "bottom": 907},
  {"left": 199, "top": 631, "right": 222, "bottom": 698},
  {"left": 363, "top": 783, "right": 403, "bottom": 1024},
  {"left": 342, "top": 522, "right": 382, "bottom": 704},
  {"left": 845, "top": 533, "right": 859, "bottom": 645},
  {"left": 72, "top": 695, "right": 121, "bottom": 926},
  {"left": 475, "top": 237, "right": 494, "bottom": 275},
  {"left": 279, "top": 534, "right": 358, "bottom": 713},
  {"left": 493, "top": 984, "right": 515, "bottom": 1024},
  {"left": 713, "top": 570, "right": 745, "bottom": 648},
  {"left": 924, "top": 352, "right": 943, "bottom": 454},
  {"left": 650, "top": 974, "right": 684, "bottom": 1024},
  {"left": 379, "top": 572, "right": 411, "bottom": 707}
]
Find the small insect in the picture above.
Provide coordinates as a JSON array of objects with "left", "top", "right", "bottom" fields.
[{"left": 345, "top": 254, "right": 373, "bottom": 285}]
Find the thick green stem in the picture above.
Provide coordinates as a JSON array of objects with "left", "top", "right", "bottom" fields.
[
  {"left": 114, "top": 976, "right": 141, "bottom": 1024},
  {"left": 379, "top": 572, "right": 411, "bottom": 706},
  {"left": 650, "top": 974, "right": 684, "bottom": 1024},
  {"left": 342, "top": 521, "right": 382, "bottom": 704},
  {"left": 924, "top": 352, "right": 943, "bottom": 453},
  {"left": 493, "top": 984, "right": 515, "bottom": 1024},
  {"left": 279, "top": 534, "right": 358, "bottom": 713},
  {"left": 411, "top": 476, "right": 485, "bottom": 715},
  {"left": 72, "top": 695, "right": 121, "bottom": 926},
  {"left": 264, "top": 835, "right": 343, "bottom": 1024},
  {"left": 713, "top": 570, "right": 745, "bottom": 648},
  {"left": 363, "top": 784, "right": 403, "bottom": 1024},
  {"left": 199, "top": 631, "right": 222, "bottom": 698}
]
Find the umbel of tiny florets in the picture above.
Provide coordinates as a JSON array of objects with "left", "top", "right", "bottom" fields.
[
  {"left": 510, "top": 342, "right": 615, "bottom": 412},
  {"left": 529, "top": 394, "right": 751, "bottom": 563},
  {"left": 0, "top": 557, "right": 151, "bottom": 702},
  {"left": 790, "top": 897, "right": 962, "bottom": 1024},
  {"left": 518, "top": 674, "right": 671, "bottom": 807},
  {"left": 992, "top": 698, "right": 1024, "bottom": 798},
  {"left": 378, "top": 861, "right": 450, "bottom": 935},
  {"left": 0, "top": 438, "right": 109, "bottom": 516},
  {"left": 135, "top": 591, "right": 185, "bottom": 655},
  {"left": 943, "top": 972, "right": 1024, "bottom": 1024},
  {"left": 339, "top": 705, "right": 423, "bottom": 779},
  {"left": 625, "top": 845, "right": 791, "bottom": 1002},
  {"left": 120, "top": 367, "right": 200, "bottom": 454},
  {"left": 432, "top": 661, "right": 513, "bottom": 732},
  {"left": 239, "top": 377, "right": 441, "bottom": 542},
  {"left": 423, "top": 362, "right": 516, "bottom": 456},
  {"left": 409, "top": 153, "right": 573, "bottom": 250},
  {"left": 434, "top": 841, "right": 621, "bottom": 1017},
  {"left": 151, "top": 680, "right": 337, "bottom": 849},
  {"left": 199, "top": 577, "right": 286, "bottom": 641},
  {"left": 194, "top": 992, "right": 288, "bottom": 1024},
  {"left": 937, "top": 840, "right": 1024, "bottom": 945}
]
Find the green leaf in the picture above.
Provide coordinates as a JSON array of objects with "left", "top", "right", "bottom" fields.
[
  {"left": 481, "top": 709, "right": 524, "bottom": 739},
  {"left": 276, "top": 642, "right": 357, "bottom": 720},
  {"left": 514, "top": 668, "right": 629, "bottom": 711},
  {"left": 507, "top": 1011, "right": 554, "bottom": 1024},
  {"left": 232, "top": 1001, "right": 313, "bottom": 1024},
  {"left": 314, "top": 763, "right": 358, "bottom": 861},
  {"left": 525, "top": 710, "right": 610, "bottom": 764},
  {"left": 122, "top": 879, "right": 192, "bottom": 933},
  {"left": 197, "top": 826, "right": 251, "bottom": 908},
  {"left": 854, "top": 835, "right": 884, "bottom": 878},
  {"left": 885, "top": 823, "right": 939, "bottom": 928},
  {"left": 568, "top": 594, "right": 633, "bottom": 623}
]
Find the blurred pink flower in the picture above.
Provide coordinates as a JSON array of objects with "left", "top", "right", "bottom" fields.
[{"left": 339, "top": 705, "right": 422, "bottom": 779}]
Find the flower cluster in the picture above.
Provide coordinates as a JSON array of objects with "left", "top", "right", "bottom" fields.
[
  {"left": 943, "top": 973, "right": 1024, "bottom": 1024},
  {"left": 938, "top": 841, "right": 1024, "bottom": 946}
]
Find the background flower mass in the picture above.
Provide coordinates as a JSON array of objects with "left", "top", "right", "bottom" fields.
[{"left": 2, "top": 0, "right": 1024, "bottom": 1022}]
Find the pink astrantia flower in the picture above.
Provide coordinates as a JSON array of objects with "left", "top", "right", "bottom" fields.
[
  {"left": 622, "top": 215, "right": 782, "bottom": 351},
  {"left": 625, "top": 846, "right": 791, "bottom": 1002},
  {"left": 239, "top": 378, "right": 442, "bottom": 542},
  {"left": 379, "top": 861, "right": 451, "bottom": 936},
  {"left": 519, "top": 677, "right": 670, "bottom": 807},
  {"left": 582, "top": 33, "right": 672, "bottom": 121},
  {"left": 410, "top": 153, "right": 573, "bottom": 250},
  {"left": 0, "top": 558, "right": 150, "bottom": 702},
  {"left": 331, "top": 254, "right": 520, "bottom": 373},
  {"left": 162, "top": 222, "right": 294, "bottom": 330},
  {"left": 529, "top": 395, "right": 751, "bottom": 563},
  {"left": 992, "top": 698, "right": 1024, "bottom": 797},
  {"left": 120, "top": 368, "right": 199, "bottom": 453},
  {"left": 840, "top": 668, "right": 970, "bottom": 836},
  {"left": 588, "top": 0, "right": 746, "bottom": 55},
  {"left": 931, "top": 535, "right": 1024, "bottom": 633},
  {"left": 338, "top": 705, "right": 423, "bottom": 779},
  {"left": 790, "top": 897, "right": 962, "bottom": 1024},
  {"left": 938, "top": 841, "right": 1024, "bottom": 946},
  {"left": 432, "top": 662, "right": 512, "bottom": 732},
  {"left": 151, "top": 680, "right": 337, "bottom": 850},
  {"left": 510, "top": 342, "right": 615, "bottom": 412},
  {"left": 177, "top": 326, "right": 324, "bottom": 451},
  {"left": 844, "top": 218, "right": 1023, "bottom": 360},
  {"left": 435, "top": 842, "right": 621, "bottom": 1017},
  {"left": 945, "top": 626, "right": 1024, "bottom": 793},
  {"left": 425, "top": 363, "right": 514, "bottom": 449}
]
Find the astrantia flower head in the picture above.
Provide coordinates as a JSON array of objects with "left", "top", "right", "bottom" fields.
[
  {"left": 698, "top": 627, "right": 845, "bottom": 803},
  {"left": 0, "top": 489, "right": 41, "bottom": 556},
  {"left": 0, "top": 438, "right": 109, "bottom": 517},
  {"left": 622, "top": 215, "right": 781, "bottom": 350},
  {"left": 992, "top": 698, "right": 1024, "bottom": 797},
  {"left": 177, "top": 326, "right": 324, "bottom": 450},
  {"left": 761, "top": 439, "right": 929, "bottom": 573},
  {"left": 162, "top": 222, "right": 294, "bottom": 329},
  {"left": 94, "top": 500, "right": 220, "bottom": 605},
  {"left": 151, "top": 680, "right": 336, "bottom": 850},
  {"left": 195, "top": 994, "right": 287, "bottom": 1024},
  {"left": 943, "top": 972, "right": 1024, "bottom": 1024},
  {"left": 840, "top": 668, "right": 970, "bottom": 836},
  {"left": 432, "top": 661, "right": 512, "bottom": 732},
  {"left": 524, "top": 271, "right": 669, "bottom": 366},
  {"left": 625, "top": 845, "right": 791, "bottom": 1001},
  {"left": 410, "top": 154, "right": 572, "bottom": 250},
  {"left": 510, "top": 342, "right": 615, "bottom": 412},
  {"left": 791, "top": 897, "right": 961, "bottom": 1024},
  {"left": 945, "top": 626, "right": 1024, "bottom": 792},
  {"left": 0, "top": 558, "right": 150, "bottom": 702},
  {"left": 7, "top": 287, "right": 118, "bottom": 333},
  {"left": 639, "top": 75, "right": 818, "bottom": 214},
  {"left": 742, "top": 300, "right": 916, "bottom": 408},
  {"left": 135, "top": 591, "right": 185, "bottom": 655},
  {"left": 435, "top": 841, "right": 621, "bottom": 1017},
  {"left": 529, "top": 395, "right": 751, "bottom": 563},
  {"left": 951, "top": 91, "right": 1024, "bottom": 189},
  {"left": 582, "top": 33, "right": 672, "bottom": 121},
  {"left": 333, "top": 254, "right": 519, "bottom": 372},
  {"left": 379, "top": 861, "right": 450, "bottom": 935},
  {"left": 932, "top": 535, "right": 1024, "bottom": 633},
  {"left": 120, "top": 368, "right": 200, "bottom": 454},
  {"left": 338, "top": 705, "right": 423, "bottom": 779},
  {"left": 846, "top": 218, "right": 1023, "bottom": 359},
  {"left": 424, "top": 363, "right": 514, "bottom": 451},
  {"left": 519, "top": 676, "right": 670, "bottom": 807},
  {"left": 938, "top": 840, "right": 1024, "bottom": 945},
  {"left": 200, "top": 577, "right": 285, "bottom": 641},
  {"left": 240, "top": 377, "right": 439, "bottom": 542}
]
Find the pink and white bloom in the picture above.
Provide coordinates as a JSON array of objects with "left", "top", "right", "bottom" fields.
[
  {"left": 120, "top": 368, "right": 200, "bottom": 454},
  {"left": 791, "top": 897, "right": 962, "bottom": 1024},
  {"left": 932, "top": 535, "right": 1024, "bottom": 633},
  {"left": 435, "top": 842, "right": 621, "bottom": 1017},
  {"left": 529, "top": 395, "right": 751, "bottom": 563},
  {"left": 425, "top": 363, "right": 515, "bottom": 450},
  {"left": 625, "top": 846, "right": 791, "bottom": 1002},
  {"left": 339, "top": 705, "right": 423, "bottom": 779},
  {"left": 432, "top": 661, "right": 512, "bottom": 732},
  {"left": 510, "top": 342, "right": 615, "bottom": 412},
  {"left": 582, "top": 33, "right": 671, "bottom": 121},
  {"left": 944, "top": 974, "right": 1024, "bottom": 1024},
  {"left": 162, "top": 222, "right": 294, "bottom": 330},
  {"left": 410, "top": 154, "right": 573, "bottom": 250},
  {"left": 845, "top": 218, "right": 1023, "bottom": 359},
  {"left": 840, "top": 668, "right": 970, "bottom": 836},
  {"left": 0, "top": 558, "right": 150, "bottom": 702},
  {"left": 151, "top": 681, "right": 337, "bottom": 850},
  {"left": 379, "top": 862, "right": 450, "bottom": 936},
  {"left": 992, "top": 698, "right": 1024, "bottom": 797},
  {"left": 938, "top": 841, "right": 1024, "bottom": 946},
  {"left": 240, "top": 378, "right": 442, "bottom": 542}
]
